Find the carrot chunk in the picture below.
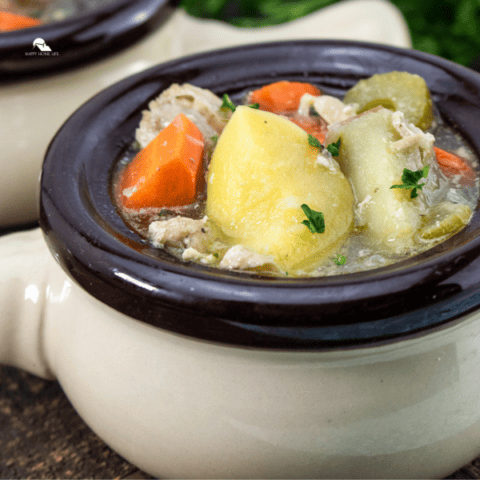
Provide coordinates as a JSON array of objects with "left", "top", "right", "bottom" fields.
[
  {"left": 118, "top": 113, "right": 204, "bottom": 209},
  {"left": 249, "top": 81, "right": 321, "bottom": 114},
  {"left": 0, "top": 11, "right": 41, "bottom": 31},
  {"left": 287, "top": 115, "right": 327, "bottom": 144},
  {"left": 434, "top": 146, "right": 476, "bottom": 185}
]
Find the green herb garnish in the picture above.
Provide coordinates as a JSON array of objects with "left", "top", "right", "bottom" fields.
[
  {"left": 308, "top": 135, "right": 340, "bottom": 157},
  {"left": 390, "top": 166, "right": 430, "bottom": 198},
  {"left": 326, "top": 139, "right": 341, "bottom": 157},
  {"left": 210, "top": 135, "right": 218, "bottom": 143},
  {"left": 221, "top": 93, "right": 236, "bottom": 112},
  {"left": 332, "top": 254, "right": 347, "bottom": 265},
  {"left": 308, "top": 134, "right": 322, "bottom": 149},
  {"left": 301, "top": 204, "right": 325, "bottom": 233},
  {"left": 249, "top": 103, "right": 260, "bottom": 109}
]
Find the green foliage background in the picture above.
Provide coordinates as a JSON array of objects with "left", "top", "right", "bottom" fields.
[{"left": 179, "top": 0, "right": 480, "bottom": 68}]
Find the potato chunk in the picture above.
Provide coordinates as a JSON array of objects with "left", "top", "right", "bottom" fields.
[
  {"left": 206, "top": 106, "right": 354, "bottom": 273},
  {"left": 335, "top": 108, "right": 432, "bottom": 252}
]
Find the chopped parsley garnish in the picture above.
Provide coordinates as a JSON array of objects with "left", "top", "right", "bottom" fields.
[
  {"left": 326, "top": 139, "right": 341, "bottom": 157},
  {"left": 308, "top": 134, "right": 322, "bottom": 149},
  {"left": 249, "top": 103, "right": 260, "bottom": 109},
  {"left": 221, "top": 93, "right": 236, "bottom": 112},
  {"left": 332, "top": 254, "right": 347, "bottom": 265},
  {"left": 390, "top": 166, "right": 430, "bottom": 198},
  {"left": 301, "top": 204, "right": 325, "bottom": 233},
  {"left": 308, "top": 134, "right": 340, "bottom": 157},
  {"left": 210, "top": 135, "right": 218, "bottom": 143}
]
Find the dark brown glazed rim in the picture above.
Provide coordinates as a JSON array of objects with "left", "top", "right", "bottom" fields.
[
  {"left": 40, "top": 40, "right": 480, "bottom": 349},
  {"left": 0, "top": 0, "right": 175, "bottom": 82}
]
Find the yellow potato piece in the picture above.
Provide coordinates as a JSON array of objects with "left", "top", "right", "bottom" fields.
[{"left": 206, "top": 106, "right": 354, "bottom": 273}]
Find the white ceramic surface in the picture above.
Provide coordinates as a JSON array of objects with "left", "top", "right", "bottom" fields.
[
  {"left": 0, "top": 0, "right": 411, "bottom": 228},
  {"left": 1, "top": 228, "right": 480, "bottom": 478}
]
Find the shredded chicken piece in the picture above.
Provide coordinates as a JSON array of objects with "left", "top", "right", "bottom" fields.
[
  {"left": 148, "top": 216, "right": 215, "bottom": 253},
  {"left": 182, "top": 248, "right": 217, "bottom": 264},
  {"left": 219, "top": 245, "right": 283, "bottom": 273},
  {"left": 298, "top": 93, "right": 357, "bottom": 125},
  {"left": 390, "top": 111, "right": 435, "bottom": 154},
  {"left": 135, "top": 83, "right": 230, "bottom": 148}
]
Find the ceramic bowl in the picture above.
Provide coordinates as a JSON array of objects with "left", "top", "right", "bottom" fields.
[
  {"left": 2, "top": 40, "right": 480, "bottom": 478},
  {"left": 0, "top": 0, "right": 175, "bottom": 228}
]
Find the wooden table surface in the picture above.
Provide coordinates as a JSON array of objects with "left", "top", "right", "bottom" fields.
[{"left": 1, "top": 224, "right": 480, "bottom": 479}]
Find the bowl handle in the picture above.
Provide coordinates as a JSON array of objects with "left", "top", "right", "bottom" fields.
[{"left": 0, "top": 228, "right": 55, "bottom": 379}]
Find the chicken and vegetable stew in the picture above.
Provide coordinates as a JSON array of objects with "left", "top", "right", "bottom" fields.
[{"left": 113, "top": 72, "right": 479, "bottom": 277}]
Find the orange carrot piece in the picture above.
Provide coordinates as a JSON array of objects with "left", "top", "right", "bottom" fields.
[
  {"left": 434, "top": 146, "right": 476, "bottom": 185},
  {"left": 249, "top": 81, "right": 321, "bottom": 114},
  {"left": 118, "top": 113, "right": 204, "bottom": 209},
  {"left": 287, "top": 115, "right": 327, "bottom": 144},
  {"left": 0, "top": 11, "right": 41, "bottom": 31}
]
